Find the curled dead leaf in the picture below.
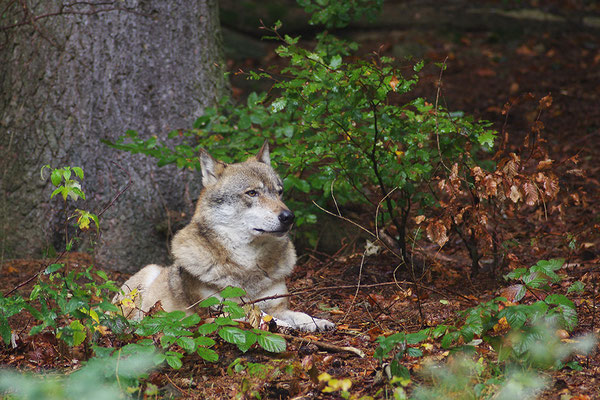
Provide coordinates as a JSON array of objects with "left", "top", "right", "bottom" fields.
[
  {"left": 509, "top": 185, "right": 522, "bottom": 203},
  {"left": 426, "top": 220, "right": 449, "bottom": 247},
  {"left": 537, "top": 159, "right": 554, "bottom": 171}
]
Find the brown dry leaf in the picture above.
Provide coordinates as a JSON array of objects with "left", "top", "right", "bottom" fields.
[
  {"left": 414, "top": 215, "right": 426, "bottom": 224},
  {"left": 509, "top": 185, "right": 522, "bottom": 203},
  {"left": 570, "top": 193, "right": 581, "bottom": 206},
  {"left": 453, "top": 208, "right": 465, "bottom": 225},
  {"left": 539, "top": 94, "right": 553, "bottom": 109},
  {"left": 522, "top": 181, "right": 538, "bottom": 206},
  {"left": 389, "top": 75, "right": 400, "bottom": 91},
  {"left": 426, "top": 221, "right": 449, "bottom": 247},
  {"left": 566, "top": 169, "right": 585, "bottom": 177},
  {"left": 450, "top": 163, "right": 459, "bottom": 181},
  {"left": 501, "top": 284, "right": 526, "bottom": 302},
  {"left": 471, "top": 166, "right": 484, "bottom": 182},
  {"left": 503, "top": 153, "right": 520, "bottom": 178},
  {"left": 537, "top": 159, "right": 554, "bottom": 170},
  {"left": 535, "top": 172, "right": 560, "bottom": 198},
  {"left": 483, "top": 175, "right": 498, "bottom": 198}
]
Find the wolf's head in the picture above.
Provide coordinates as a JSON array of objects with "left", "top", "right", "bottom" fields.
[{"left": 196, "top": 142, "right": 294, "bottom": 243}]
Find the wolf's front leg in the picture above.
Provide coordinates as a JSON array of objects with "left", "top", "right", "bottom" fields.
[{"left": 257, "top": 281, "right": 335, "bottom": 332}]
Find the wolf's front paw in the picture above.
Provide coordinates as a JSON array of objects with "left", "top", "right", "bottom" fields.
[
  {"left": 276, "top": 310, "right": 335, "bottom": 332},
  {"left": 310, "top": 317, "right": 335, "bottom": 332}
]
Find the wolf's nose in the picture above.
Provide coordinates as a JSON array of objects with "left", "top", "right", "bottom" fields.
[{"left": 278, "top": 210, "right": 295, "bottom": 226}]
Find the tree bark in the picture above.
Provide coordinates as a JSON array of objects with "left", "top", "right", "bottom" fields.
[{"left": 0, "top": 0, "right": 226, "bottom": 272}]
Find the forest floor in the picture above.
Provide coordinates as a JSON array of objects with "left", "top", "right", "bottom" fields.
[{"left": 2, "top": 2, "right": 600, "bottom": 399}]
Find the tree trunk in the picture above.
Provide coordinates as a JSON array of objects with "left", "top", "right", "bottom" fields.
[{"left": 0, "top": 0, "right": 226, "bottom": 273}]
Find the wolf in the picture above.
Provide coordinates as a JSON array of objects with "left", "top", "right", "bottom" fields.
[{"left": 114, "top": 142, "right": 334, "bottom": 332}]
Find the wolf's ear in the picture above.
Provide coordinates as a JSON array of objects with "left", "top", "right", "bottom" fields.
[
  {"left": 199, "top": 149, "right": 226, "bottom": 186},
  {"left": 255, "top": 140, "right": 271, "bottom": 165}
]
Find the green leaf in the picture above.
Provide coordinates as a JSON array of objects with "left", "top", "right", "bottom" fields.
[
  {"left": 72, "top": 167, "right": 84, "bottom": 180},
  {"left": 199, "top": 297, "right": 221, "bottom": 308},
  {"left": 257, "top": 333, "right": 286, "bottom": 353},
  {"left": 176, "top": 336, "right": 197, "bottom": 353},
  {"left": 567, "top": 281, "right": 585, "bottom": 294},
  {"left": 50, "top": 187, "right": 63, "bottom": 200},
  {"left": 96, "top": 270, "right": 108, "bottom": 280},
  {"left": 271, "top": 97, "right": 287, "bottom": 113},
  {"left": 329, "top": 54, "right": 342, "bottom": 69},
  {"left": 545, "top": 294, "right": 575, "bottom": 310},
  {"left": 503, "top": 308, "right": 527, "bottom": 329},
  {"left": 537, "top": 258, "right": 565, "bottom": 271},
  {"left": 195, "top": 336, "right": 216, "bottom": 347},
  {"left": 198, "top": 322, "right": 218, "bottom": 335},
  {"left": 223, "top": 301, "right": 246, "bottom": 319},
  {"left": 477, "top": 130, "right": 496, "bottom": 147},
  {"left": 29, "top": 324, "right": 44, "bottom": 336},
  {"left": 51, "top": 169, "right": 62, "bottom": 186},
  {"left": 441, "top": 331, "right": 459, "bottom": 349},
  {"left": 45, "top": 263, "right": 63, "bottom": 274},
  {"left": 220, "top": 287, "right": 247, "bottom": 299},
  {"left": 406, "top": 330, "right": 428, "bottom": 344},
  {"left": 197, "top": 347, "right": 219, "bottom": 362},
  {"left": 0, "top": 313, "right": 11, "bottom": 345},
  {"left": 70, "top": 320, "right": 87, "bottom": 346},
  {"left": 181, "top": 313, "right": 202, "bottom": 327},
  {"left": 98, "top": 301, "right": 119, "bottom": 313},
  {"left": 215, "top": 317, "right": 238, "bottom": 326},
  {"left": 165, "top": 351, "right": 183, "bottom": 369},
  {"left": 406, "top": 347, "right": 423, "bottom": 357},
  {"left": 218, "top": 326, "right": 252, "bottom": 349}
]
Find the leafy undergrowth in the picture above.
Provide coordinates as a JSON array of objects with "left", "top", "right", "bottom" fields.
[{"left": 0, "top": 246, "right": 598, "bottom": 399}]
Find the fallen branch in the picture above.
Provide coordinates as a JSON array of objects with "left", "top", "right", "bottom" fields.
[{"left": 277, "top": 333, "right": 366, "bottom": 358}]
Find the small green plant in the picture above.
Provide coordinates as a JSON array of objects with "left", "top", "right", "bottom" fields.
[
  {"left": 112, "top": 286, "right": 286, "bottom": 371},
  {"left": 41, "top": 165, "right": 99, "bottom": 250},
  {"left": 27, "top": 263, "right": 122, "bottom": 347},
  {"left": 0, "top": 166, "right": 114, "bottom": 349},
  {"left": 374, "top": 258, "right": 594, "bottom": 396}
]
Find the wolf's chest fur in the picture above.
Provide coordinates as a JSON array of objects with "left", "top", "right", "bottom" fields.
[{"left": 171, "top": 221, "right": 296, "bottom": 302}]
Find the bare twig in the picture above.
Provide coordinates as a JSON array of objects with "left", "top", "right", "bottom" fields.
[
  {"left": 277, "top": 333, "right": 365, "bottom": 358},
  {"left": 339, "top": 250, "right": 367, "bottom": 324}
]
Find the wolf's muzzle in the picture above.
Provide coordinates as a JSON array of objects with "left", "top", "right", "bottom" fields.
[{"left": 278, "top": 210, "right": 295, "bottom": 228}]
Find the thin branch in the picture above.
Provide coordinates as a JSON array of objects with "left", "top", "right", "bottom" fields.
[{"left": 277, "top": 333, "right": 366, "bottom": 358}]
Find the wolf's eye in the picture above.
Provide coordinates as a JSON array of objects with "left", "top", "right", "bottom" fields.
[
  {"left": 277, "top": 188, "right": 283, "bottom": 196},
  {"left": 246, "top": 190, "right": 258, "bottom": 197}
]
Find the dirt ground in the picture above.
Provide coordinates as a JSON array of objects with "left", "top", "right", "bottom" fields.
[{"left": 1, "top": 2, "right": 599, "bottom": 399}]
